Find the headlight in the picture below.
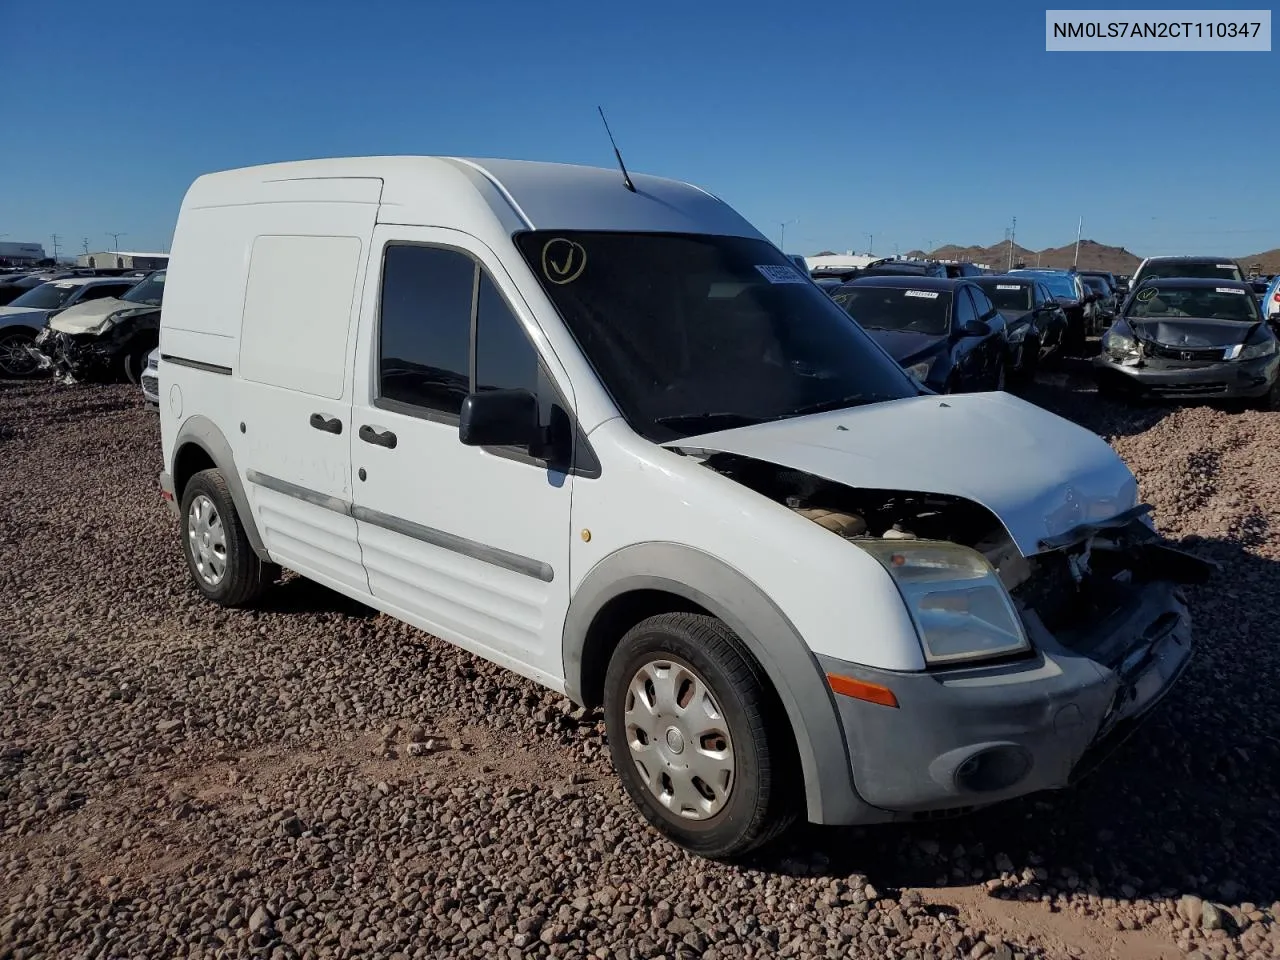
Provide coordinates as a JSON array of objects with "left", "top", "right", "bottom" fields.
[
  {"left": 1101, "top": 322, "right": 1139, "bottom": 361},
  {"left": 1234, "top": 337, "right": 1277, "bottom": 361},
  {"left": 856, "top": 540, "right": 1030, "bottom": 666},
  {"left": 905, "top": 360, "right": 932, "bottom": 382}
]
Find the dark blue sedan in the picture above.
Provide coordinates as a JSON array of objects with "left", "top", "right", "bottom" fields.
[{"left": 830, "top": 276, "right": 1011, "bottom": 393}]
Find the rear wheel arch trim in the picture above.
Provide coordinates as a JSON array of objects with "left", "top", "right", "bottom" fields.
[
  {"left": 172, "top": 416, "right": 268, "bottom": 560},
  {"left": 563, "top": 541, "right": 876, "bottom": 825}
]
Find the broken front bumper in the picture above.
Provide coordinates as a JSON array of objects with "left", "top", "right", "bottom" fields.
[
  {"left": 29, "top": 326, "right": 121, "bottom": 381},
  {"left": 818, "top": 577, "right": 1195, "bottom": 820},
  {"left": 1094, "top": 351, "right": 1279, "bottom": 399},
  {"left": 30, "top": 325, "right": 137, "bottom": 381}
]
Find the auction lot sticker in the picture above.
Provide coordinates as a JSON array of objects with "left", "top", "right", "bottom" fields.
[{"left": 1046, "top": 9, "right": 1271, "bottom": 51}]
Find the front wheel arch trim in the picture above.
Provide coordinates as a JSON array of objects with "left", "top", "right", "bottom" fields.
[{"left": 563, "top": 542, "right": 880, "bottom": 825}]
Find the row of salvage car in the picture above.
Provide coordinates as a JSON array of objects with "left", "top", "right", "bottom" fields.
[
  {"left": 0, "top": 269, "right": 166, "bottom": 384},
  {"left": 809, "top": 255, "right": 1279, "bottom": 408}
]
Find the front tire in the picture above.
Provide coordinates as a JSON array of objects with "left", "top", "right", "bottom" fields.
[
  {"left": 122, "top": 345, "right": 151, "bottom": 385},
  {"left": 179, "top": 469, "right": 274, "bottom": 607},
  {"left": 603, "top": 613, "right": 797, "bottom": 860},
  {"left": 0, "top": 330, "right": 40, "bottom": 378}
]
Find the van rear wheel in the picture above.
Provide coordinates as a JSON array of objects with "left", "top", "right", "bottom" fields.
[
  {"left": 179, "top": 468, "right": 274, "bottom": 607},
  {"left": 603, "top": 612, "right": 797, "bottom": 860}
]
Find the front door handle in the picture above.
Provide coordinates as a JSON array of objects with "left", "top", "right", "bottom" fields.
[
  {"left": 359, "top": 424, "right": 398, "bottom": 449},
  {"left": 310, "top": 413, "right": 343, "bottom": 434}
]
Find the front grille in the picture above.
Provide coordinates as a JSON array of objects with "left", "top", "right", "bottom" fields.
[{"left": 1143, "top": 342, "right": 1225, "bottom": 363}]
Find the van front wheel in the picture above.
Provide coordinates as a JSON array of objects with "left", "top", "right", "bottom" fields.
[
  {"left": 603, "top": 612, "right": 797, "bottom": 859},
  {"left": 179, "top": 469, "right": 273, "bottom": 607}
]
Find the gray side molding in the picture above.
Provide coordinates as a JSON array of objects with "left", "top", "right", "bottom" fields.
[
  {"left": 172, "top": 415, "right": 269, "bottom": 560},
  {"left": 563, "top": 542, "right": 878, "bottom": 825}
]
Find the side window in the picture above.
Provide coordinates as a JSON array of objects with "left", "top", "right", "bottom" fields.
[
  {"left": 969, "top": 285, "right": 996, "bottom": 319},
  {"left": 378, "top": 245, "right": 475, "bottom": 417},
  {"left": 474, "top": 271, "right": 538, "bottom": 396},
  {"left": 80, "top": 284, "right": 125, "bottom": 302},
  {"left": 952, "top": 287, "right": 977, "bottom": 328}
]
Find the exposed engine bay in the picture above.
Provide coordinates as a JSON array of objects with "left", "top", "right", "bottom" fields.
[{"left": 699, "top": 451, "right": 1215, "bottom": 664}]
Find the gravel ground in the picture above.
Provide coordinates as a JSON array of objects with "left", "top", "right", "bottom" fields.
[{"left": 2, "top": 367, "right": 1278, "bottom": 960}]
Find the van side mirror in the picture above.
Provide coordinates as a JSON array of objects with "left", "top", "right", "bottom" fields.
[{"left": 459, "top": 388, "right": 539, "bottom": 449}]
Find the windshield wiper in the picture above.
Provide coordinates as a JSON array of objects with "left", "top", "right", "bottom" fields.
[
  {"left": 776, "top": 393, "right": 902, "bottom": 419},
  {"left": 654, "top": 412, "right": 767, "bottom": 432}
]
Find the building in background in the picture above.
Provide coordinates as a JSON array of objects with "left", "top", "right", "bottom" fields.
[
  {"left": 77, "top": 251, "right": 169, "bottom": 271},
  {"left": 0, "top": 241, "right": 47, "bottom": 263}
]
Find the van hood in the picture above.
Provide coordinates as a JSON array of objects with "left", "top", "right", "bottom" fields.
[{"left": 664, "top": 392, "right": 1138, "bottom": 557}]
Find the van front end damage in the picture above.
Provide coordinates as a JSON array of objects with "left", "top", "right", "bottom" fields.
[{"left": 693, "top": 450, "right": 1215, "bottom": 820}]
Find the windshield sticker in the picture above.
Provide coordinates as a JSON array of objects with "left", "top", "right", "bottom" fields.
[
  {"left": 1216, "top": 286, "right": 1246, "bottom": 294},
  {"left": 904, "top": 290, "right": 939, "bottom": 299},
  {"left": 541, "top": 238, "right": 587, "bottom": 285},
  {"left": 1136, "top": 287, "right": 1158, "bottom": 302},
  {"left": 754, "top": 264, "right": 807, "bottom": 284},
  {"left": 1216, "top": 264, "right": 1235, "bottom": 270},
  {"left": 995, "top": 284, "right": 1022, "bottom": 290}
]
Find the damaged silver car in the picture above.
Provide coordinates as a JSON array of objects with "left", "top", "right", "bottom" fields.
[{"left": 30, "top": 270, "right": 165, "bottom": 383}]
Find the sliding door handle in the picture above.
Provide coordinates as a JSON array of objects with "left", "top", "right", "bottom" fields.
[{"left": 309, "top": 413, "right": 343, "bottom": 434}]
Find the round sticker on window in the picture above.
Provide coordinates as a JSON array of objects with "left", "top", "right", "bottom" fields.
[
  {"left": 541, "top": 238, "right": 587, "bottom": 285},
  {"left": 1136, "top": 287, "right": 1158, "bottom": 302}
]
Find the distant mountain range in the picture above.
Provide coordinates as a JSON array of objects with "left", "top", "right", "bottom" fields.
[{"left": 814, "top": 240, "right": 1280, "bottom": 276}]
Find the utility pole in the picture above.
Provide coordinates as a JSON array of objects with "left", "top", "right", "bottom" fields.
[
  {"left": 51, "top": 234, "right": 61, "bottom": 261},
  {"left": 778, "top": 219, "right": 797, "bottom": 251},
  {"left": 1006, "top": 217, "right": 1016, "bottom": 272},
  {"left": 893, "top": 242, "right": 900, "bottom": 258},
  {"left": 82, "top": 238, "right": 90, "bottom": 256},
  {"left": 865, "top": 233, "right": 874, "bottom": 256},
  {"left": 924, "top": 238, "right": 939, "bottom": 254},
  {"left": 1073, "top": 216, "right": 1083, "bottom": 268},
  {"left": 107, "top": 232, "right": 126, "bottom": 255}
]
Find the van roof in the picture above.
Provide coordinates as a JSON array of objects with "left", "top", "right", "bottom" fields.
[{"left": 181, "top": 156, "right": 762, "bottom": 239}]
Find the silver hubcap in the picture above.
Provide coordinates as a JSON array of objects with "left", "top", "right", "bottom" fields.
[
  {"left": 624, "top": 660, "right": 734, "bottom": 820},
  {"left": 0, "top": 335, "right": 36, "bottom": 376},
  {"left": 186, "top": 494, "right": 227, "bottom": 586}
]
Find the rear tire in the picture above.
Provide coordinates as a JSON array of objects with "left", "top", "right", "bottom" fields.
[
  {"left": 603, "top": 613, "right": 798, "bottom": 860},
  {"left": 179, "top": 469, "right": 274, "bottom": 607}
]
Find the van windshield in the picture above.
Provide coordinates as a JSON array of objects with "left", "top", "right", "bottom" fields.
[{"left": 514, "top": 231, "right": 920, "bottom": 442}]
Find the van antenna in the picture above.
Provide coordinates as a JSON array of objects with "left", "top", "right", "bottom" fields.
[{"left": 597, "top": 106, "right": 637, "bottom": 193}]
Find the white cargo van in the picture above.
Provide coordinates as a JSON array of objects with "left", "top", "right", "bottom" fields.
[{"left": 158, "top": 157, "right": 1209, "bottom": 858}]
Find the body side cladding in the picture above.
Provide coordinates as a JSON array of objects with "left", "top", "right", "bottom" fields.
[
  {"left": 161, "top": 354, "right": 233, "bottom": 376},
  {"left": 171, "top": 415, "right": 269, "bottom": 560},
  {"left": 562, "top": 541, "right": 881, "bottom": 825}
]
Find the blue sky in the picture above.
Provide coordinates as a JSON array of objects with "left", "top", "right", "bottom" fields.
[{"left": 3, "top": 0, "right": 1275, "bottom": 259}]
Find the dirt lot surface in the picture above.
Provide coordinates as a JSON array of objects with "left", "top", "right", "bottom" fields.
[{"left": 2, "top": 370, "right": 1279, "bottom": 960}]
